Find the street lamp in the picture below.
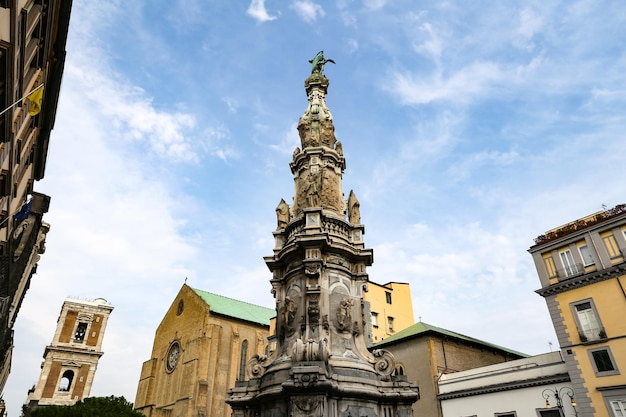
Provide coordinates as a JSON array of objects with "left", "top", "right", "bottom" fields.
[{"left": 542, "top": 386, "right": 577, "bottom": 417}]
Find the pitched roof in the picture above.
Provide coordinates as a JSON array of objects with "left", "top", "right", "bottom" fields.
[
  {"left": 373, "top": 321, "right": 528, "bottom": 358},
  {"left": 191, "top": 287, "right": 275, "bottom": 326}
]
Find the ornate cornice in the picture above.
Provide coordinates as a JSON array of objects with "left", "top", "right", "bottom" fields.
[{"left": 536, "top": 263, "right": 626, "bottom": 297}]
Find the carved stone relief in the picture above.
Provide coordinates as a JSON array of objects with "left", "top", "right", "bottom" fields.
[
  {"left": 280, "top": 285, "right": 302, "bottom": 338},
  {"left": 335, "top": 297, "right": 353, "bottom": 333},
  {"left": 291, "top": 396, "right": 324, "bottom": 417},
  {"left": 307, "top": 298, "right": 320, "bottom": 331},
  {"left": 326, "top": 254, "right": 349, "bottom": 269},
  {"left": 292, "top": 338, "right": 329, "bottom": 362}
]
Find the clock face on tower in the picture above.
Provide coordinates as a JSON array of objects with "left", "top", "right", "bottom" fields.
[{"left": 166, "top": 341, "right": 180, "bottom": 372}]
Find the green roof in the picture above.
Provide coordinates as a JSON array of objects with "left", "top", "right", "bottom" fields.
[
  {"left": 191, "top": 287, "right": 275, "bottom": 326},
  {"left": 373, "top": 321, "right": 528, "bottom": 358}
]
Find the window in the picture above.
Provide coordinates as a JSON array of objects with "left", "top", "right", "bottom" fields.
[
  {"left": 537, "top": 409, "right": 561, "bottom": 417},
  {"left": 589, "top": 347, "right": 619, "bottom": 376},
  {"left": 74, "top": 322, "right": 87, "bottom": 342},
  {"left": 571, "top": 300, "right": 603, "bottom": 342},
  {"left": 602, "top": 233, "right": 621, "bottom": 258},
  {"left": 544, "top": 255, "right": 557, "bottom": 278},
  {"left": 609, "top": 400, "right": 626, "bottom": 417},
  {"left": 579, "top": 245, "right": 594, "bottom": 266},
  {"left": 59, "top": 370, "right": 74, "bottom": 392},
  {"left": 371, "top": 312, "right": 378, "bottom": 327},
  {"left": 387, "top": 317, "right": 394, "bottom": 332},
  {"left": 495, "top": 412, "right": 517, "bottom": 417},
  {"left": 385, "top": 292, "right": 392, "bottom": 304},
  {"left": 238, "top": 340, "right": 248, "bottom": 381},
  {"left": 559, "top": 249, "right": 580, "bottom": 276}
]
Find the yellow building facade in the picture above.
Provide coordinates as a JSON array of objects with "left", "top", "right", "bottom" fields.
[
  {"left": 530, "top": 205, "right": 626, "bottom": 417},
  {"left": 363, "top": 281, "right": 413, "bottom": 345},
  {"left": 134, "top": 284, "right": 274, "bottom": 417}
]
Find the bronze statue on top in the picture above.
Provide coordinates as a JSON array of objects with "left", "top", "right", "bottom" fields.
[{"left": 309, "top": 50, "right": 335, "bottom": 74}]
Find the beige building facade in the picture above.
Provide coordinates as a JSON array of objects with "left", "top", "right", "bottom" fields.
[
  {"left": 23, "top": 297, "right": 113, "bottom": 414},
  {"left": 374, "top": 321, "right": 526, "bottom": 417},
  {"left": 134, "top": 284, "right": 274, "bottom": 417}
]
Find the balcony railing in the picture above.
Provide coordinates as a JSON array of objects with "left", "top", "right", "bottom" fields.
[{"left": 557, "top": 263, "right": 584, "bottom": 279}]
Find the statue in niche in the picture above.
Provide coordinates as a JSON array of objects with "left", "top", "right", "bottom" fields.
[
  {"left": 293, "top": 147, "right": 301, "bottom": 158},
  {"left": 276, "top": 199, "right": 290, "bottom": 230},
  {"left": 335, "top": 141, "right": 343, "bottom": 155},
  {"left": 305, "top": 172, "right": 321, "bottom": 208},
  {"left": 336, "top": 297, "right": 353, "bottom": 332},
  {"left": 309, "top": 51, "right": 335, "bottom": 74},
  {"left": 320, "top": 119, "right": 336, "bottom": 148},
  {"left": 347, "top": 190, "right": 360, "bottom": 224},
  {"left": 283, "top": 297, "right": 298, "bottom": 328}
]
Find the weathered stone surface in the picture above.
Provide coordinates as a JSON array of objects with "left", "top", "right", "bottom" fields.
[{"left": 227, "top": 58, "right": 418, "bottom": 417}]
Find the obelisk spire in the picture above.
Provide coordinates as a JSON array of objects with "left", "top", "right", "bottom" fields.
[
  {"left": 290, "top": 52, "right": 345, "bottom": 218},
  {"left": 229, "top": 54, "right": 418, "bottom": 417}
]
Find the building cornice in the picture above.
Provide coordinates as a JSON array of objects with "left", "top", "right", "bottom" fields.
[
  {"left": 437, "top": 373, "right": 570, "bottom": 400},
  {"left": 536, "top": 263, "right": 626, "bottom": 297}
]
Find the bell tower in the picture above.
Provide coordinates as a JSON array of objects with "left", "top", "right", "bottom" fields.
[
  {"left": 227, "top": 53, "right": 418, "bottom": 417},
  {"left": 24, "top": 297, "right": 113, "bottom": 413}
]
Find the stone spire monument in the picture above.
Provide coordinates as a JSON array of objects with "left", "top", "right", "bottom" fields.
[{"left": 227, "top": 52, "right": 418, "bottom": 417}]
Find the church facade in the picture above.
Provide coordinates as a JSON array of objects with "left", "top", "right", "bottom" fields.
[{"left": 134, "top": 284, "right": 274, "bottom": 417}]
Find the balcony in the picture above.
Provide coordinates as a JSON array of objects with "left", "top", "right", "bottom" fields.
[{"left": 557, "top": 263, "right": 584, "bottom": 279}]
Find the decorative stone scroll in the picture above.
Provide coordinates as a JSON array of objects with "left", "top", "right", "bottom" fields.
[
  {"left": 369, "top": 349, "right": 396, "bottom": 377},
  {"left": 247, "top": 354, "right": 271, "bottom": 379}
]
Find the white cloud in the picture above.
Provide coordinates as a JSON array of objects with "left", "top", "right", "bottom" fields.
[
  {"left": 445, "top": 150, "right": 520, "bottom": 182},
  {"left": 291, "top": 1, "right": 325, "bottom": 23},
  {"left": 268, "top": 121, "right": 301, "bottom": 155},
  {"left": 67, "top": 65, "right": 204, "bottom": 163},
  {"left": 363, "top": 0, "right": 388, "bottom": 11},
  {"left": 514, "top": 7, "right": 545, "bottom": 51},
  {"left": 344, "top": 38, "right": 359, "bottom": 54},
  {"left": 412, "top": 22, "right": 443, "bottom": 63},
  {"left": 517, "top": 8, "right": 544, "bottom": 39},
  {"left": 386, "top": 61, "right": 503, "bottom": 105},
  {"left": 247, "top": 0, "right": 279, "bottom": 22}
]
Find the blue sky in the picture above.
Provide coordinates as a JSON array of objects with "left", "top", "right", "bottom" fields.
[{"left": 5, "top": 0, "right": 626, "bottom": 414}]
